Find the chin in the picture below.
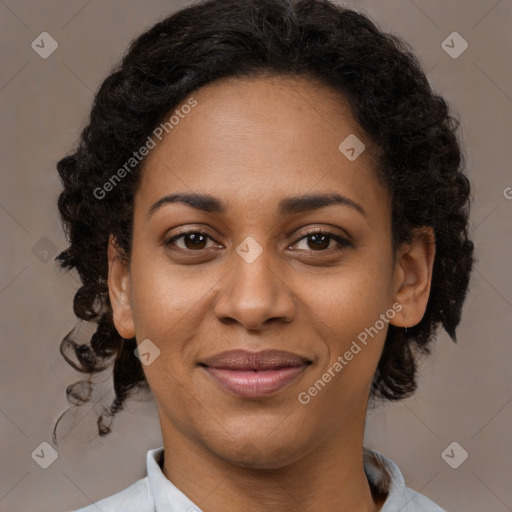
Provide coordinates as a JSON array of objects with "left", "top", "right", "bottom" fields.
[{"left": 208, "top": 430, "right": 311, "bottom": 470}]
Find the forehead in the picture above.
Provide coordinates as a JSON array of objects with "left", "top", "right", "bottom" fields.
[{"left": 136, "top": 74, "right": 387, "bottom": 220}]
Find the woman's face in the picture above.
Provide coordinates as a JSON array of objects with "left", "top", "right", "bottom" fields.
[{"left": 108, "top": 75, "right": 432, "bottom": 468}]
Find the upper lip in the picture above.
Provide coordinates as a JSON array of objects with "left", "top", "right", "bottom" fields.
[{"left": 200, "top": 350, "right": 312, "bottom": 370}]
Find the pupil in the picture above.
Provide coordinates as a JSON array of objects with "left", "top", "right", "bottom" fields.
[
  {"left": 187, "top": 233, "right": 206, "bottom": 249},
  {"left": 309, "top": 234, "right": 328, "bottom": 250}
]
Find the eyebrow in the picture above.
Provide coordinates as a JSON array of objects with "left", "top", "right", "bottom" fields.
[{"left": 148, "top": 192, "right": 366, "bottom": 218}]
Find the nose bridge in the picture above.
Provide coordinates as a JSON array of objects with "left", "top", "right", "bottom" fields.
[{"left": 213, "top": 236, "right": 295, "bottom": 329}]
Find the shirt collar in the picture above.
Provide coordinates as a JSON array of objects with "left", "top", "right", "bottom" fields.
[
  {"left": 147, "top": 447, "right": 203, "bottom": 511},
  {"left": 363, "top": 447, "right": 411, "bottom": 511},
  {"left": 146, "top": 445, "right": 409, "bottom": 511}
]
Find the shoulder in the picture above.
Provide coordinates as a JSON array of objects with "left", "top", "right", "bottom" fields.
[
  {"left": 68, "top": 476, "right": 153, "bottom": 512},
  {"left": 398, "top": 487, "right": 447, "bottom": 511},
  {"left": 363, "top": 447, "right": 447, "bottom": 512}
]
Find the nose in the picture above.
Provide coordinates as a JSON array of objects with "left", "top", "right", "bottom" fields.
[{"left": 213, "top": 243, "right": 296, "bottom": 331}]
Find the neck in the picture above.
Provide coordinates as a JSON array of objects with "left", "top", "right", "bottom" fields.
[{"left": 158, "top": 401, "right": 385, "bottom": 512}]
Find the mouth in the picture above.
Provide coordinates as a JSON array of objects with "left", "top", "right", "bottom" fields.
[{"left": 199, "top": 349, "right": 312, "bottom": 398}]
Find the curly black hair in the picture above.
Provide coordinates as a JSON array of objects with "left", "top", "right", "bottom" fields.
[{"left": 52, "top": 0, "right": 474, "bottom": 445}]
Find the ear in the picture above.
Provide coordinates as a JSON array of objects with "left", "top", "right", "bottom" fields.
[
  {"left": 390, "top": 227, "right": 436, "bottom": 328},
  {"left": 107, "top": 235, "right": 135, "bottom": 339}
]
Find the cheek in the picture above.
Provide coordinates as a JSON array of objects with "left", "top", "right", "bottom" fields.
[
  {"left": 129, "top": 242, "right": 206, "bottom": 335},
  {"left": 304, "top": 257, "right": 393, "bottom": 340},
  {"left": 298, "top": 250, "right": 394, "bottom": 394},
  {"left": 126, "top": 250, "right": 203, "bottom": 377},
  {"left": 126, "top": 248, "right": 234, "bottom": 436},
  {"left": 290, "top": 281, "right": 394, "bottom": 452}
]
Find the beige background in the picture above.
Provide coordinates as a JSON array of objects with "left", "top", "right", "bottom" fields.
[{"left": 0, "top": 1, "right": 511, "bottom": 511}]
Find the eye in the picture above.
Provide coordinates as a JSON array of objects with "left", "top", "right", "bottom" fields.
[
  {"left": 165, "top": 230, "right": 219, "bottom": 251},
  {"left": 291, "top": 228, "right": 352, "bottom": 252},
  {"left": 164, "top": 228, "right": 352, "bottom": 253}
]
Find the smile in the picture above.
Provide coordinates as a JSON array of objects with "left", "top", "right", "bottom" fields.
[{"left": 199, "top": 349, "right": 312, "bottom": 398}]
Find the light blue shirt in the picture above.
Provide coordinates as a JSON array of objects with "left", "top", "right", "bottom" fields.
[{"left": 70, "top": 446, "right": 446, "bottom": 511}]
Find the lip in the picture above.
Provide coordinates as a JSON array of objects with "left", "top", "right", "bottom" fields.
[{"left": 200, "top": 349, "right": 312, "bottom": 398}]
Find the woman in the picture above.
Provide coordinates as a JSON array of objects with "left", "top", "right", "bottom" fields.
[{"left": 55, "top": 0, "right": 474, "bottom": 510}]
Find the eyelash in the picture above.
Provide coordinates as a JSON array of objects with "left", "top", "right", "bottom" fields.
[{"left": 164, "top": 228, "right": 352, "bottom": 254}]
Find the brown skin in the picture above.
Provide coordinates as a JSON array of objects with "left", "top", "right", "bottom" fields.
[{"left": 107, "top": 75, "right": 435, "bottom": 512}]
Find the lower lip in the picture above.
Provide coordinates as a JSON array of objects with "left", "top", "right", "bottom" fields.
[{"left": 202, "top": 365, "right": 308, "bottom": 398}]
